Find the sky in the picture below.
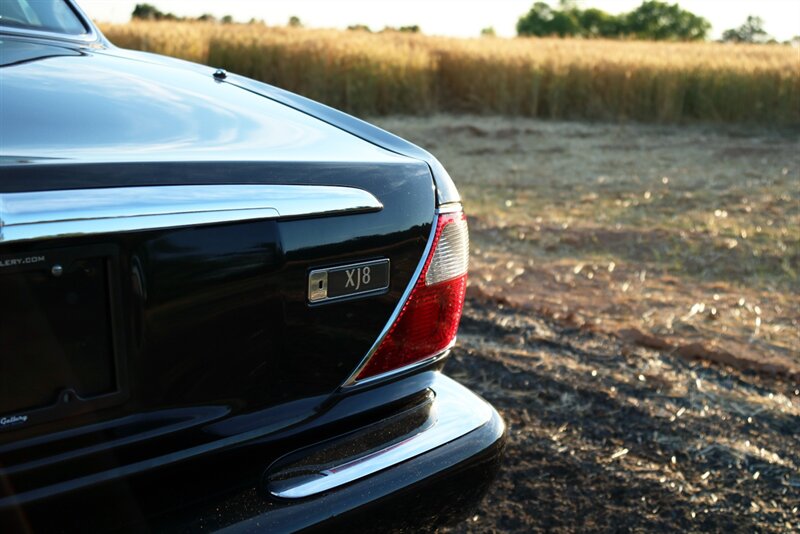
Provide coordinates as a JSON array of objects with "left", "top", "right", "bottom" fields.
[{"left": 77, "top": 0, "right": 800, "bottom": 41}]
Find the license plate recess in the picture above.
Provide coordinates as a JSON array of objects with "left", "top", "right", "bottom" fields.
[{"left": 0, "top": 244, "right": 127, "bottom": 432}]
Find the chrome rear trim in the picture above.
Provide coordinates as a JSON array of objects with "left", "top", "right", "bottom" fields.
[
  {"left": 348, "top": 345, "right": 453, "bottom": 388},
  {"left": 0, "top": 185, "right": 382, "bottom": 244},
  {"left": 268, "top": 374, "right": 493, "bottom": 499}
]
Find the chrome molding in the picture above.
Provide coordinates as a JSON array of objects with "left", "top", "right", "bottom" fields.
[
  {"left": 0, "top": 25, "right": 98, "bottom": 44},
  {"left": 1, "top": 0, "right": 99, "bottom": 45},
  {"left": 308, "top": 258, "right": 390, "bottom": 304},
  {"left": 349, "top": 346, "right": 453, "bottom": 388},
  {"left": 269, "top": 375, "right": 493, "bottom": 499},
  {"left": 339, "top": 215, "right": 438, "bottom": 387},
  {"left": 340, "top": 204, "right": 461, "bottom": 388},
  {"left": 436, "top": 202, "right": 464, "bottom": 214},
  {"left": 0, "top": 185, "right": 382, "bottom": 244}
]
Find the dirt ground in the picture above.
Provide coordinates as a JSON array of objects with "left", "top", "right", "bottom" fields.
[
  {"left": 373, "top": 116, "right": 799, "bottom": 532},
  {"left": 446, "top": 298, "right": 798, "bottom": 532}
]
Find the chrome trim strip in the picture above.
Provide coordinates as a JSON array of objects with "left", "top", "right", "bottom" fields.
[
  {"left": 436, "top": 202, "right": 464, "bottom": 214},
  {"left": 340, "top": 213, "right": 438, "bottom": 387},
  {"left": 1, "top": 0, "right": 99, "bottom": 45},
  {"left": 270, "top": 374, "right": 492, "bottom": 499},
  {"left": 0, "top": 26, "right": 97, "bottom": 44},
  {"left": 0, "top": 185, "right": 382, "bottom": 244},
  {"left": 340, "top": 203, "right": 462, "bottom": 388},
  {"left": 349, "top": 346, "right": 452, "bottom": 388}
]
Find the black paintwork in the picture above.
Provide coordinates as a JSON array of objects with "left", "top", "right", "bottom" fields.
[
  {"left": 222, "top": 73, "right": 462, "bottom": 206},
  {"left": 0, "top": 32, "right": 458, "bottom": 205},
  {"left": 0, "top": 163, "right": 433, "bottom": 439},
  {"left": 0, "top": 5, "right": 503, "bottom": 530}
]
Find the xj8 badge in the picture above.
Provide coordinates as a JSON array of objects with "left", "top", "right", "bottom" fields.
[{"left": 308, "top": 259, "right": 390, "bottom": 304}]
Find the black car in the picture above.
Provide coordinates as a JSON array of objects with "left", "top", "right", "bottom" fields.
[{"left": 0, "top": 1, "right": 505, "bottom": 531}]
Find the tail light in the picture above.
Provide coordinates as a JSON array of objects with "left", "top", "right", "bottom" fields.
[{"left": 352, "top": 208, "right": 469, "bottom": 382}]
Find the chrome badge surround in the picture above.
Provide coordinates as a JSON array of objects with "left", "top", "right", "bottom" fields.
[{"left": 308, "top": 259, "right": 390, "bottom": 304}]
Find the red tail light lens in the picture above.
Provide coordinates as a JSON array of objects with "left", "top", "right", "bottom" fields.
[{"left": 354, "top": 209, "right": 469, "bottom": 381}]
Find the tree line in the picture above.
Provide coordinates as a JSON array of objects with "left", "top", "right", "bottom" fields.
[
  {"left": 516, "top": 1, "right": 785, "bottom": 43},
  {"left": 131, "top": 3, "right": 421, "bottom": 33},
  {"left": 132, "top": 3, "right": 234, "bottom": 23},
  {"left": 131, "top": 2, "right": 789, "bottom": 44}
]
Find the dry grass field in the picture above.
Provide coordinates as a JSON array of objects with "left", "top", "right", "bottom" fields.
[{"left": 99, "top": 22, "right": 800, "bottom": 124}]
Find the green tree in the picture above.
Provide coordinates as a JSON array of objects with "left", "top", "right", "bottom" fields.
[
  {"left": 517, "top": 2, "right": 581, "bottom": 37},
  {"left": 131, "top": 3, "right": 181, "bottom": 21},
  {"left": 481, "top": 26, "right": 497, "bottom": 37},
  {"left": 576, "top": 8, "right": 621, "bottom": 38},
  {"left": 721, "top": 16, "right": 770, "bottom": 43},
  {"left": 288, "top": 15, "right": 302, "bottom": 28},
  {"left": 221, "top": 15, "right": 234, "bottom": 24},
  {"left": 624, "top": 1, "right": 709, "bottom": 41},
  {"left": 517, "top": 1, "right": 709, "bottom": 40},
  {"left": 132, "top": 3, "right": 163, "bottom": 20}
]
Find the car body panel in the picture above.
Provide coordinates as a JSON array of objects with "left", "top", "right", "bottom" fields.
[
  {"left": 0, "top": 3, "right": 502, "bottom": 530},
  {"left": 0, "top": 33, "right": 459, "bottom": 206},
  {"left": 0, "top": 172, "right": 434, "bottom": 435},
  {"left": 0, "top": 29, "right": 442, "bottom": 512},
  {"left": 0, "top": 37, "right": 412, "bottom": 167}
]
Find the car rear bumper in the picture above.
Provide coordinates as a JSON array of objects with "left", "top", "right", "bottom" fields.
[
  {"left": 161, "top": 374, "right": 506, "bottom": 533},
  {"left": 1, "top": 374, "right": 505, "bottom": 533}
]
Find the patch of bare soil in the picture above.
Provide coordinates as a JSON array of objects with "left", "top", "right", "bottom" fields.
[
  {"left": 442, "top": 296, "right": 799, "bottom": 533},
  {"left": 466, "top": 220, "right": 799, "bottom": 382}
]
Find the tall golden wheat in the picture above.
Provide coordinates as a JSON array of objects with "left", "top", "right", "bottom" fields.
[{"left": 100, "top": 21, "right": 800, "bottom": 123}]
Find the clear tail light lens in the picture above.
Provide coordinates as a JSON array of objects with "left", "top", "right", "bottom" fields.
[{"left": 354, "top": 209, "right": 469, "bottom": 382}]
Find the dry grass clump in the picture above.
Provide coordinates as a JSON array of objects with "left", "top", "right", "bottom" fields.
[{"left": 100, "top": 21, "right": 799, "bottom": 123}]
